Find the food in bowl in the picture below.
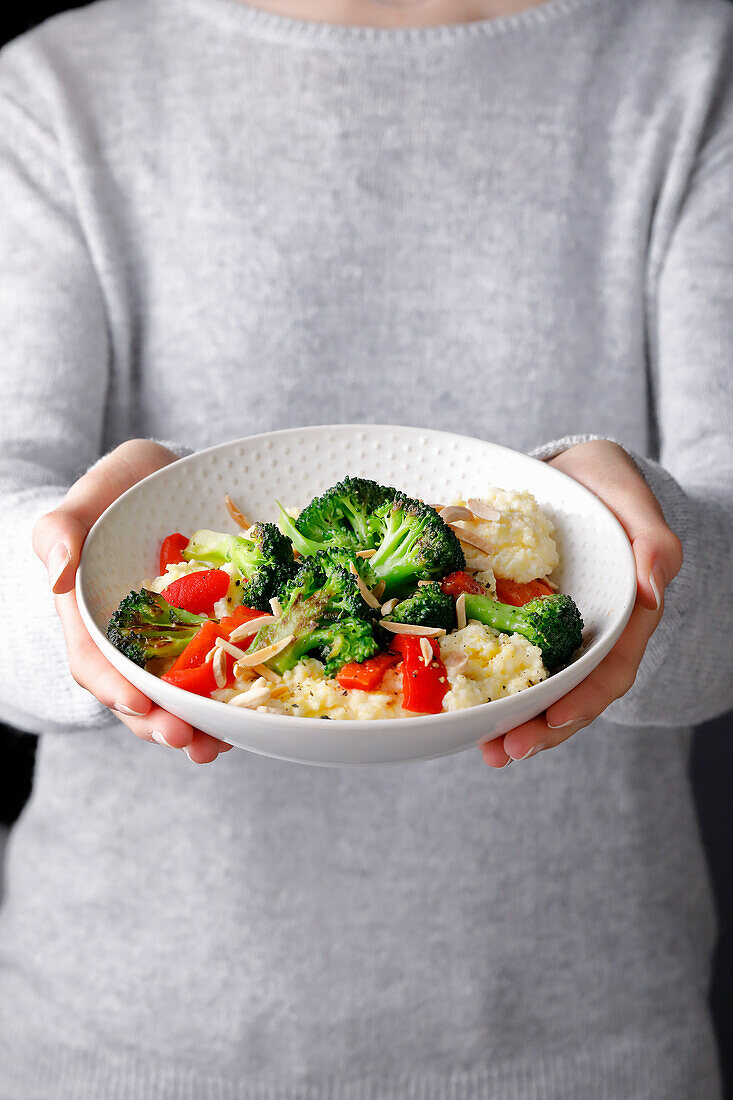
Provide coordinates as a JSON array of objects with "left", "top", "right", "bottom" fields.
[{"left": 106, "top": 477, "right": 583, "bottom": 720}]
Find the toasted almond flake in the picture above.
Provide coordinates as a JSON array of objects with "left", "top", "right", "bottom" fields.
[
  {"left": 417, "top": 579, "right": 433, "bottom": 588},
  {"left": 451, "top": 527, "right": 494, "bottom": 555},
  {"left": 419, "top": 637, "right": 433, "bottom": 667},
  {"left": 373, "top": 581, "right": 386, "bottom": 600},
  {"left": 269, "top": 596, "right": 283, "bottom": 617},
  {"left": 229, "top": 615, "right": 276, "bottom": 642},
  {"left": 204, "top": 646, "right": 218, "bottom": 663},
  {"left": 544, "top": 577, "right": 559, "bottom": 591},
  {"left": 356, "top": 549, "right": 376, "bottom": 559},
  {"left": 225, "top": 494, "right": 251, "bottom": 530},
  {"left": 439, "top": 505, "right": 474, "bottom": 524},
  {"left": 214, "top": 637, "right": 251, "bottom": 661},
  {"left": 228, "top": 682, "right": 272, "bottom": 709},
  {"left": 444, "top": 651, "right": 469, "bottom": 674},
  {"left": 381, "top": 598, "right": 399, "bottom": 615},
  {"left": 232, "top": 660, "right": 257, "bottom": 681},
  {"left": 466, "top": 498, "right": 502, "bottom": 522},
  {"left": 379, "top": 621, "right": 446, "bottom": 637},
  {"left": 348, "top": 562, "right": 381, "bottom": 609},
  {"left": 212, "top": 645, "right": 228, "bottom": 689},
  {"left": 238, "top": 634, "right": 295, "bottom": 667},
  {"left": 456, "top": 592, "right": 467, "bottom": 631},
  {"left": 251, "top": 663, "right": 281, "bottom": 683}
]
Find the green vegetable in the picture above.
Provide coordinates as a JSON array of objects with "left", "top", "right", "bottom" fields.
[
  {"left": 462, "top": 592, "right": 584, "bottom": 671},
  {"left": 107, "top": 589, "right": 207, "bottom": 667},
  {"left": 276, "top": 476, "right": 396, "bottom": 556},
  {"left": 367, "top": 493, "right": 465, "bottom": 597},
  {"left": 247, "top": 551, "right": 379, "bottom": 675},
  {"left": 384, "top": 582, "right": 455, "bottom": 633},
  {"left": 184, "top": 522, "right": 294, "bottom": 611}
]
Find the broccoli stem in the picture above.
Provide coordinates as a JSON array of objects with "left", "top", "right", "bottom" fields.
[{"left": 462, "top": 594, "right": 526, "bottom": 634}]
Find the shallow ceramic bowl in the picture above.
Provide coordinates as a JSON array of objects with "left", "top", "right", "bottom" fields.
[{"left": 77, "top": 425, "right": 636, "bottom": 767}]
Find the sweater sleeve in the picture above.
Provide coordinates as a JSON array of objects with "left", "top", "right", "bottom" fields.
[
  {"left": 0, "top": 45, "right": 115, "bottom": 734},
  {"left": 532, "top": 140, "right": 733, "bottom": 729}
]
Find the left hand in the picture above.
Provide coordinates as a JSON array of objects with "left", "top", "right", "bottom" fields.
[{"left": 480, "top": 440, "right": 683, "bottom": 769}]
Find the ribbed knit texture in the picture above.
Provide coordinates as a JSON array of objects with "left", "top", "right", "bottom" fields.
[{"left": 0, "top": 0, "right": 732, "bottom": 1096}]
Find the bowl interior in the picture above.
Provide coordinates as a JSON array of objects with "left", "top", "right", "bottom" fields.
[{"left": 78, "top": 425, "right": 636, "bottom": 765}]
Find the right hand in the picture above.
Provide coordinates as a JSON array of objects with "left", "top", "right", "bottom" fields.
[{"left": 32, "top": 439, "right": 233, "bottom": 764}]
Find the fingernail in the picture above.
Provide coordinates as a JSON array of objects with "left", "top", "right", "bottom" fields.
[
  {"left": 184, "top": 747, "right": 198, "bottom": 763},
  {"left": 500, "top": 758, "right": 512, "bottom": 768},
  {"left": 47, "top": 543, "right": 71, "bottom": 591},
  {"left": 546, "top": 717, "right": 588, "bottom": 730},
  {"left": 150, "top": 729, "right": 172, "bottom": 747},
  {"left": 649, "top": 563, "right": 665, "bottom": 611},
  {"left": 512, "top": 741, "right": 546, "bottom": 761},
  {"left": 113, "top": 702, "right": 148, "bottom": 717}
]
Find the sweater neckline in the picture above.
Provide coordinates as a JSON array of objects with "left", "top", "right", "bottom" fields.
[{"left": 166, "top": 0, "right": 602, "bottom": 48}]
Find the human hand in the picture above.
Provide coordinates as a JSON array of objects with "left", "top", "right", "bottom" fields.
[
  {"left": 481, "top": 440, "right": 683, "bottom": 768},
  {"left": 32, "top": 439, "right": 233, "bottom": 764}
]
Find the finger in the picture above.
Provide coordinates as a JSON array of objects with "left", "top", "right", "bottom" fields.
[
  {"left": 544, "top": 599, "right": 658, "bottom": 728},
  {"left": 550, "top": 445, "right": 683, "bottom": 610},
  {"left": 502, "top": 715, "right": 555, "bottom": 761},
  {"left": 114, "top": 709, "right": 231, "bottom": 763},
  {"left": 55, "top": 588, "right": 153, "bottom": 717},
  {"left": 33, "top": 439, "right": 178, "bottom": 594},
  {"left": 479, "top": 735, "right": 512, "bottom": 769}
]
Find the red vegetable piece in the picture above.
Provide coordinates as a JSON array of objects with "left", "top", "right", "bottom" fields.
[
  {"left": 162, "top": 662, "right": 218, "bottom": 697},
  {"left": 399, "top": 636, "right": 449, "bottom": 715},
  {"left": 161, "top": 569, "right": 230, "bottom": 615},
  {"left": 495, "top": 577, "right": 554, "bottom": 607},
  {"left": 159, "top": 532, "right": 189, "bottom": 575},
  {"left": 219, "top": 605, "right": 264, "bottom": 638},
  {"left": 168, "top": 620, "right": 223, "bottom": 674},
  {"left": 440, "top": 570, "right": 487, "bottom": 597},
  {"left": 336, "top": 652, "right": 401, "bottom": 692}
]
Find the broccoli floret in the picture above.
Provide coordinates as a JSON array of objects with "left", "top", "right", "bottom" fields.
[
  {"left": 107, "top": 589, "right": 207, "bottom": 667},
  {"left": 276, "top": 477, "right": 396, "bottom": 557},
  {"left": 385, "top": 582, "right": 455, "bottom": 633},
  {"left": 184, "top": 523, "right": 294, "bottom": 611},
  {"left": 247, "top": 552, "right": 379, "bottom": 675},
  {"left": 367, "top": 493, "right": 466, "bottom": 597},
  {"left": 462, "top": 592, "right": 584, "bottom": 671}
]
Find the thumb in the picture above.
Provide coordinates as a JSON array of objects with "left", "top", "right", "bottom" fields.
[{"left": 32, "top": 509, "right": 89, "bottom": 594}]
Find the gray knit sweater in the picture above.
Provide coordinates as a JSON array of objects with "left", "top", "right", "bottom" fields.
[{"left": 1, "top": 0, "right": 732, "bottom": 1096}]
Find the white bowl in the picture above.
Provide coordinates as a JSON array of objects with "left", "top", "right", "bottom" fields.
[{"left": 77, "top": 425, "right": 636, "bottom": 767}]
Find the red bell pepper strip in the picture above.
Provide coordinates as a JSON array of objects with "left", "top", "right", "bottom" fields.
[
  {"left": 218, "top": 605, "right": 264, "bottom": 638},
  {"left": 162, "top": 661, "right": 218, "bottom": 697},
  {"left": 161, "top": 569, "right": 230, "bottom": 615},
  {"left": 396, "top": 636, "right": 449, "bottom": 714},
  {"left": 159, "top": 532, "right": 189, "bottom": 575},
  {"left": 336, "top": 652, "right": 401, "bottom": 692},
  {"left": 440, "top": 571, "right": 487, "bottom": 598},
  {"left": 495, "top": 577, "right": 554, "bottom": 607},
  {"left": 167, "top": 619, "right": 224, "bottom": 674}
]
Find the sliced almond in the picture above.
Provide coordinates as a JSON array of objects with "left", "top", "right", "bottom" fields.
[
  {"left": 373, "top": 581, "right": 386, "bottom": 600},
  {"left": 444, "top": 651, "right": 469, "bottom": 674},
  {"left": 381, "top": 598, "right": 399, "bottom": 615},
  {"left": 214, "top": 636, "right": 251, "bottom": 661},
  {"left": 225, "top": 494, "right": 251, "bottom": 530},
  {"left": 451, "top": 528, "right": 494, "bottom": 555},
  {"left": 348, "top": 562, "right": 381, "bottom": 609},
  {"left": 212, "top": 645, "right": 228, "bottom": 689},
  {"left": 419, "top": 637, "right": 433, "bottom": 667},
  {"left": 204, "top": 645, "right": 218, "bottom": 663},
  {"left": 456, "top": 592, "right": 467, "bottom": 631},
  {"left": 251, "top": 663, "right": 281, "bottom": 683},
  {"left": 466, "top": 498, "right": 501, "bottom": 522},
  {"left": 228, "top": 681, "right": 272, "bottom": 709},
  {"left": 379, "top": 621, "right": 446, "bottom": 637},
  {"left": 439, "top": 505, "right": 474, "bottom": 524},
  {"left": 356, "top": 548, "right": 376, "bottom": 559},
  {"left": 232, "top": 660, "right": 258, "bottom": 681},
  {"left": 238, "top": 634, "right": 295, "bottom": 667},
  {"left": 229, "top": 615, "right": 276, "bottom": 642},
  {"left": 417, "top": 579, "right": 433, "bottom": 587},
  {"left": 269, "top": 596, "right": 283, "bottom": 617}
]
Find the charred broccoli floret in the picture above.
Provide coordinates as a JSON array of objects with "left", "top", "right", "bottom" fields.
[
  {"left": 276, "top": 477, "right": 396, "bottom": 556},
  {"left": 384, "top": 582, "right": 455, "bottom": 633},
  {"left": 463, "top": 591, "right": 583, "bottom": 671},
  {"left": 184, "top": 523, "right": 294, "bottom": 611},
  {"left": 107, "top": 589, "right": 207, "bottom": 667},
  {"left": 247, "top": 552, "right": 379, "bottom": 675},
  {"left": 368, "top": 493, "right": 465, "bottom": 597}
]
